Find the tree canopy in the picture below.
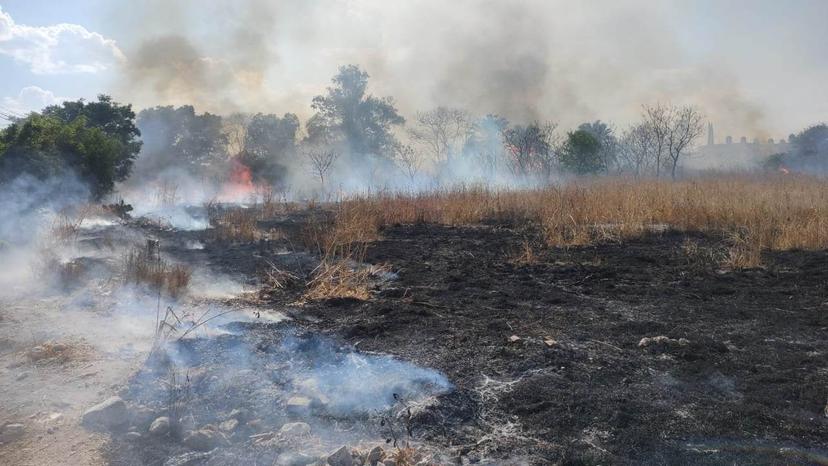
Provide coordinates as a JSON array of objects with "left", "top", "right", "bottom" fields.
[
  {"left": 307, "top": 65, "right": 404, "bottom": 158},
  {"left": 136, "top": 105, "right": 227, "bottom": 174},
  {"left": 0, "top": 113, "right": 125, "bottom": 197},
  {"left": 560, "top": 129, "right": 603, "bottom": 175}
]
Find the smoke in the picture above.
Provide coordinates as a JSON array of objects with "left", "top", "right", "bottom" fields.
[{"left": 100, "top": 0, "right": 827, "bottom": 139}]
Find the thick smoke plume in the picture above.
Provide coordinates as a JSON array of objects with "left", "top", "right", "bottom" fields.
[{"left": 105, "top": 0, "right": 827, "bottom": 138}]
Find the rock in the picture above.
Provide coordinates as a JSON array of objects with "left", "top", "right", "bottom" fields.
[
  {"left": 183, "top": 428, "right": 227, "bottom": 451},
  {"left": 246, "top": 419, "right": 263, "bottom": 431},
  {"left": 219, "top": 419, "right": 238, "bottom": 433},
  {"left": 638, "top": 336, "right": 690, "bottom": 348},
  {"left": 279, "top": 422, "right": 311, "bottom": 438},
  {"left": 543, "top": 338, "right": 558, "bottom": 348},
  {"left": 15, "top": 371, "right": 29, "bottom": 381},
  {"left": 0, "top": 423, "right": 25, "bottom": 442},
  {"left": 327, "top": 445, "right": 354, "bottom": 466},
  {"left": 148, "top": 416, "right": 170, "bottom": 436},
  {"left": 124, "top": 431, "right": 142, "bottom": 441},
  {"left": 367, "top": 446, "right": 385, "bottom": 465},
  {"left": 508, "top": 335, "right": 521, "bottom": 343},
  {"left": 81, "top": 397, "right": 128, "bottom": 430},
  {"left": 275, "top": 451, "right": 317, "bottom": 466},
  {"left": 286, "top": 396, "right": 313, "bottom": 415}
]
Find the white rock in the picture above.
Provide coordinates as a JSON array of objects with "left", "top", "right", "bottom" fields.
[
  {"left": 82, "top": 397, "right": 128, "bottom": 430},
  {"left": 149, "top": 416, "right": 170, "bottom": 436}
]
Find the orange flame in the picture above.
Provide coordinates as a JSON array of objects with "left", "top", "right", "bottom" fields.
[{"left": 218, "top": 159, "right": 255, "bottom": 202}]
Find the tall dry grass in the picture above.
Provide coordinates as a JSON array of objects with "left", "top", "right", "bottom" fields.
[{"left": 330, "top": 175, "right": 828, "bottom": 256}]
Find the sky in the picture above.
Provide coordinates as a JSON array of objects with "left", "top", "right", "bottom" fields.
[{"left": 0, "top": 0, "right": 826, "bottom": 139}]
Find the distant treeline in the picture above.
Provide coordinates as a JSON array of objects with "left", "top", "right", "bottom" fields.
[{"left": 1, "top": 64, "right": 827, "bottom": 198}]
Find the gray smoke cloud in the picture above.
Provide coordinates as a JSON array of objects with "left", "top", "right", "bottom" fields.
[{"left": 103, "top": 0, "right": 827, "bottom": 143}]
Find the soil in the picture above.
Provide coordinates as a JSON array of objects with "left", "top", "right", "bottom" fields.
[{"left": 253, "top": 219, "right": 828, "bottom": 464}]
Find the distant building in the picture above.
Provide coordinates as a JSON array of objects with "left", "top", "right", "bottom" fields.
[{"left": 690, "top": 124, "right": 791, "bottom": 169}]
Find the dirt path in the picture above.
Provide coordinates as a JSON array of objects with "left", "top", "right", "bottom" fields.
[{"left": 0, "top": 293, "right": 147, "bottom": 465}]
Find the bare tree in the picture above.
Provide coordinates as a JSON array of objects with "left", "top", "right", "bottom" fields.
[
  {"left": 305, "top": 147, "right": 339, "bottom": 189},
  {"left": 642, "top": 103, "right": 705, "bottom": 179},
  {"left": 502, "top": 121, "right": 559, "bottom": 180},
  {"left": 392, "top": 143, "right": 423, "bottom": 183},
  {"left": 409, "top": 107, "right": 475, "bottom": 165},
  {"left": 665, "top": 106, "right": 705, "bottom": 179},
  {"left": 642, "top": 103, "right": 670, "bottom": 178},
  {"left": 619, "top": 123, "right": 658, "bottom": 178}
]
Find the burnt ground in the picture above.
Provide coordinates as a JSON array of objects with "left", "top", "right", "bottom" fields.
[{"left": 141, "top": 213, "right": 828, "bottom": 465}]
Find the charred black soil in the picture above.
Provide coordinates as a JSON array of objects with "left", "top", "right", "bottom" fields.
[
  {"left": 125, "top": 212, "right": 828, "bottom": 465},
  {"left": 259, "top": 218, "right": 828, "bottom": 464}
]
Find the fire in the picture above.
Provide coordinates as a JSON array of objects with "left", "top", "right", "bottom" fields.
[{"left": 218, "top": 158, "right": 255, "bottom": 202}]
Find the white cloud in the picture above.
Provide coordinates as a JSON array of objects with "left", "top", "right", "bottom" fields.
[
  {"left": 2, "top": 86, "right": 69, "bottom": 115},
  {"left": 0, "top": 6, "right": 124, "bottom": 74}
]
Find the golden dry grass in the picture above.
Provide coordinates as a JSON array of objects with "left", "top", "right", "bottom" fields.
[
  {"left": 330, "top": 175, "right": 828, "bottom": 258},
  {"left": 123, "top": 247, "right": 192, "bottom": 298}
]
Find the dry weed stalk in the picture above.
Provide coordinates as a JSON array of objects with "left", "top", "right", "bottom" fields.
[{"left": 124, "top": 246, "right": 192, "bottom": 298}]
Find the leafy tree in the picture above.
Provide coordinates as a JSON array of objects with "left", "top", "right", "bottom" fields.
[
  {"left": 560, "top": 129, "right": 602, "bottom": 175},
  {"left": 577, "top": 120, "right": 617, "bottom": 173},
  {"left": 238, "top": 113, "right": 299, "bottom": 184},
  {"left": 789, "top": 124, "right": 828, "bottom": 170},
  {"left": 136, "top": 105, "right": 227, "bottom": 173},
  {"left": 0, "top": 113, "right": 123, "bottom": 197},
  {"left": 307, "top": 65, "right": 404, "bottom": 158},
  {"left": 42, "top": 94, "right": 141, "bottom": 181}
]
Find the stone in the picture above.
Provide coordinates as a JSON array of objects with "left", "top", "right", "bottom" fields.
[
  {"left": 279, "top": 422, "right": 311, "bottom": 438},
  {"left": 219, "top": 419, "right": 238, "bottom": 433},
  {"left": 275, "top": 451, "right": 317, "bottom": 466},
  {"left": 327, "top": 445, "right": 354, "bottom": 466},
  {"left": 81, "top": 397, "right": 128, "bottom": 430},
  {"left": 543, "top": 338, "right": 558, "bottom": 347},
  {"left": 508, "top": 335, "right": 521, "bottom": 343},
  {"left": 0, "top": 423, "right": 25, "bottom": 442},
  {"left": 286, "top": 396, "right": 313, "bottom": 415},
  {"left": 367, "top": 446, "right": 385, "bottom": 465},
  {"left": 638, "top": 336, "right": 690, "bottom": 348},
  {"left": 183, "top": 428, "right": 227, "bottom": 451},
  {"left": 124, "top": 431, "right": 142, "bottom": 441},
  {"left": 148, "top": 416, "right": 170, "bottom": 436}
]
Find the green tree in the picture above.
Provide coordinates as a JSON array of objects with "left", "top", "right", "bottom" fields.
[
  {"left": 789, "top": 124, "right": 828, "bottom": 170},
  {"left": 42, "top": 95, "right": 141, "bottom": 181},
  {"left": 136, "top": 105, "right": 227, "bottom": 173},
  {"left": 307, "top": 65, "right": 404, "bottom": 158},
  {"left": 239, "top": 113, "right": 300, "bottom": 184},
  {"left": 0, "top": 113, "right": 123, "bottom": 197},
  {"left": 560, "top": 129, "right": 602, "bottom": 175}
]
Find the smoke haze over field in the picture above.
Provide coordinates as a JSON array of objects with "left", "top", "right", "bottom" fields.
[{"left": 1, "top": 1, "right": 827, "bottom": 138}]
